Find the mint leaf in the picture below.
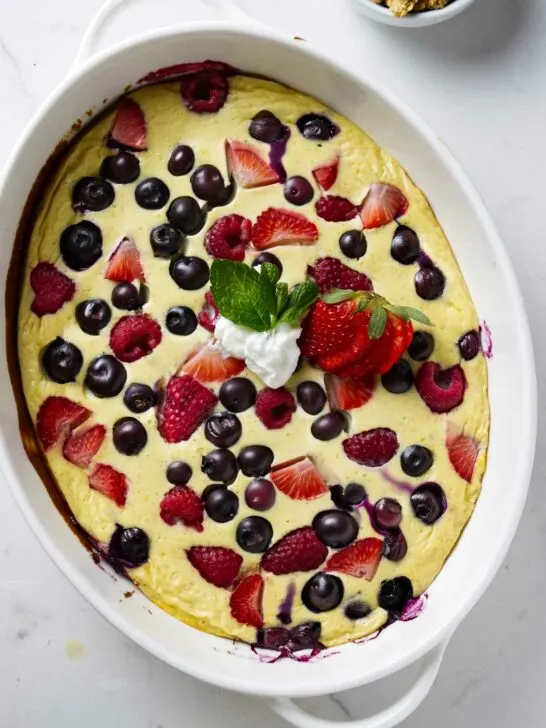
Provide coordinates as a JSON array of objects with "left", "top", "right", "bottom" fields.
[
  {"left": 322, "top": 288, "right": 358, "bottom": 304},
  {"left": 279, "top": 281, "right": 320, "bottom": 325},
  {"left": 260, "top": 263, "right": 281, "bottom": 287},
  {"left": 210, "top": 260, "right": 274, "bottom": 332},
  {"left": 368, "top": 306, "right": 387, "bottom": 339},
  {"left": 404, "top": 307, "right": 433, "bottom": 326},
  {"left": 275, "top": 282, "right": 289, "bottom": 315}
]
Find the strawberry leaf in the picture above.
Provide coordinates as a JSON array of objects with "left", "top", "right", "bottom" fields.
[
  {"left": 368, "top": 306, "right": 387, "bottom": 339},
  {"left": 404, "top": 307, "right": 433, "bottom": 326},
  {"left": 322, "top": 288, "right": 358, "bottom": 304}
]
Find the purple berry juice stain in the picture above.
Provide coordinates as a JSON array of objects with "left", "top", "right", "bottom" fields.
[
  {"left": 381, "top": 469, "right": 414, "bottom": 495},
  {"left": 268, "top": 126, "right": 290, "bottom": 183},
  {"left": 277, "top": 582, "right": 296, "bottom": 625},
  {"left": 480, "top": 320, "right": 493, "bottom": 359},
  {"left": 400, "top": 594, "right": 428, "bottom": 622}
]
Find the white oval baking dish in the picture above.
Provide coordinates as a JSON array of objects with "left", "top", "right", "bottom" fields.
[{"left": 0, "top": 1, "right": 536, "bottom": 727}]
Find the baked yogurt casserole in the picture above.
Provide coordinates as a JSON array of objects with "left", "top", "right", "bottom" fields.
[
  {"left": 16, "top": 60, "right": 489, "bottom": 655},
  {"left": 372, "top": 0, "right": 453, "bottom": 16}
]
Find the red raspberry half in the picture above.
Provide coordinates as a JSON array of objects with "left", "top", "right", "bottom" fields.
[
  {"left": 205, "top": 215, "right": 252, "bottom": 261},
  {"left": 110, "top": 314, "right": 162, "bottom": 363}
]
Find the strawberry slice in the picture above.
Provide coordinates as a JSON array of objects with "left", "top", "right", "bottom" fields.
[
  {"left": 36, "top": 396, "right": 90, "bottom": 451},
  {"left": 270, "top": 457, "right": 328, "bottom": 500},
  {"left": 226, "top": 141, "right": 280, "bottom": 189},
  {"left": 446, "top": 427, "right": 479, "bottom": 482},
  {"left": 105, "top": 237, "right": 144, "bottom": 282},
  {"left": 312, "top": 155, "right": 339, "bottom": 191},
  {"left": 261, "top": 527, "right": 327, "bottom": 575},
  {"left": 63, "top": 424, "right": 106, "bottom": 468},
  {"left": 157, "top": 374, "right": 218, "bottom": 443},
  {"left": 360, "top": 182, "right": 409, "bottom": 229},
  {"left": 326, "top": 537, "right": 383, "bottom": 580},
  {"left": 109, "top": 99, "right": 147, "bottom": 151},
  {"left": 89, "top": 463, "right": 128, "bottom": 507},
  {"left": 325, "top": 373, "right": 376, "bottom": 411},
  {"left": 252, "top": 208, "right": 319, "bottom": 250},
  {"left": 230, "top": 573, "right": 264, "bottom": 628},
  {"left": 181, "top": 342, "right": 245, "bottom": 383},
  {"left": 187, "top": 546, "right": 242, "bottom": 588},
  {"left": 160, "top": 485, "right": 204, "bottom": 532},
  {"left": 30, "top": 262, "right": 75, "bottom": 317}
]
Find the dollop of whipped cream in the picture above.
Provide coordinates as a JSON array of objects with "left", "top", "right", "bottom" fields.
[{"left": 215, "top": 317, "right": 301, "bottom": 389}]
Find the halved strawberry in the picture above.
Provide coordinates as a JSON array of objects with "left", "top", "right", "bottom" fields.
[
  {"left": 270, "top": 457, "right": 328, "bottom": 500},
  {"left": 30, "top": 262, "right": 75, "bottom": 317},
  {"left": 187, "top": 545, "right": 242, "bottom": 588},
  {"left": 446, "top": 426, "right": 479, "bottom": 482},
  {"left": 181, "top": 342, "right": 245, "bottom": 383},
  {"left": 230, "top": 573, "right": 264, "bottom": 628},
  {"left": 326, "top": 537, "right": 383, "bottom": 580},
  {"left": 252, "top": 208, "right": 319, "bottom": 250},
  {"left": 325, "top": 373, "right": 376, "bottom": 411},
  {"left": 226, "top": 140, "right": 279, "bottom": 189},
  {"left": 104, "top": 237, "right": 144, "bottom": 282},
  {"left": 312, "top": 155, "right": 339, "bottom": 191},
  {"left": 63, "top": 424, "right": 106, "bottom": 468},
  {"left": 108, "top": 99, "right": 147, "bottom": 151},
  {"left": 360, "top": 182, "right": 408, "bottom": 229},
  {"left": 89, "top": 463, "right": 128, "bottom": 507},
  {"left": 36, "top": 396, "right": 90, "bottom": 451}
]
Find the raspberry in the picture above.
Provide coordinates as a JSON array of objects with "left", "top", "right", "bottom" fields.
[
  {"left": 110, "top": 314, "right": 162, "bottom": 363},
  {"left": 315, "top": 195, "right": 359, "bottom": 222},
  {"left": 186, "top": 546, "right": 242, "bottom": 588},
  {"left": 160, "top": 485, "right": 204, "bottom": 532},
  {"left": 308, "top": 257, "right": 373, "bottom": 294},
  {"left": 157, "top": 374, "right": 217, "bottom": 444},
  {"left": 415, "top": 362, "right": 466, "bottom": 413},
  {"left": 30, "top": 262, "right": 75, "bottom": 317},
  {"left": 261, "top": 527, "right": 328, "bottom": 575},
  {"left": 180, "top": 71, "right": 229, "bottom": 113},
  {"left": 343, "top": 428, "right": 399, "bottom": 467},
  {"left": 205, "top": 215, "right": 252, "bottom": 261},
  {"left": 255, "top": 387, "right": 296, "bottom": 430}
]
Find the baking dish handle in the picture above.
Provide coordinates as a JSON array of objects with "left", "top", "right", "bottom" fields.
[
  {"left": 72, "top": 0, "right": 260, "bottom": 69},
  {"left": 268, "top": 637, "right": 449, "bottom": 728}
]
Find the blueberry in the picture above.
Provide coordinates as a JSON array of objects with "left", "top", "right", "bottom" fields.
[
  {"left": 344, "top": 483, "right": 367, "bottom": 505},
  {"left": 111, "top": 282, "right": 141, "bottom": 310},
  {"left": 383, "top": 530, "right": 408, "bottom": 562},
  {"left": 190, "top": 164, "right": 228, "bottom": 204},
  {"left": 296, "top": 381, "right": 327, "bottom": 415},
  {"left": 408, "top": 331, "right": 434, "bottom": 361},
  {"left": 201, "top": 449, "right": 238, "bottom": 484},
  {"left": 296, "top": 114, "right": 340, "bottom": 141},
  {"left": 401, "top": 445, "right": 433, "bottom": 477},
  {"left": 166, "top": 460, "right": 192, "bottom": 486},
  {"left": 237, "top": 445, "right": 274, "bottom": 477},
  {"left": 458, "top": 330, "right": 480, "bottom": 360},
  {"left": 410, "top": 483, "right": 446, "bottom": 524},
  {"left": 169, "top": 256, "right": 209, "bottom": 290},
  {"left": 42, "top": 337, "right": 83, "bottom": 383},
  {"left": 72, "top": 177, "right": 115, "bottom": 212},
  {"left": 204, "top": 412, "right": 242, "bottom": 447},
  {"left": 345, "top": 601, "right": 371, "bottom": 620},
  {"left": 257, "top": 627, "right": 290, "bottom": 651},
  {"left": 123, "top": 383, "right": 155, "bottom": 413},
  {"left": 204, "top": 487, "right": 239, "bottom": 523},
  {"left": 313, "top": 510, "right": 358, "bottom": 548},
  {"left": 284, "top": 176, "right": 314, "bottom": 206},
  {"left": 381, "top": 360, "right": 414, "bottom": 394},
  {"left": 113, "top": 417, "right": 147, "bottom": 456},
  {"left": 150, "top": 224, "right": 184, "bottom": 258},
  {"left": 289, "top": 622, "right": 322, "bottom": 651},
  {"left": 252, "top": 252, "right": 283, "bottom": 274},
  {"left": 245, "top": 478, "right": 276, "bottom": 511},
  {"left": 391, "top": 225, "right": 420, "bottom": 264},
  {"left": 109, "top": 525, "right": 149, "bottom": 568},
  {"left": 415, "top": 266, "right": 445, "bottom": 300},
  {"left": 168, "top": 145, "right": 195, "bottom": 176},
  {"left": 311, "top": 411, "right": 345, "bottom": 441},
  {"left": 135, "top": 177, "right": 170, "bottom": 209},
  {"left": 75, "top": 298, "right": 111, "bottom": 335},
  {"left": 374, "top": 498, "right": 402, "bottom": 530},
  {"left": 219, "top": 377, "right": 257, "bottom": 412},
  {"left": 339, "top": 230, "right": 367, "bottom": 259},
  {"left": 236, "top": 516, "right": 273, "bottom": 553},
  {"left": 100, "top": 152, "right": 140, "bottom": 184},
  {"left": 378, "top": 576, "right": 413, "bottom": 612},
  {"left": 167, "top": 196, "right": 205, "bottom": 235},
  {"left": 249, "top": 110, "right": 285, "bottom": 143},
  {"left": 165, "top": 306, "right": 197, "bottom": 336},
  {"left": 85, "top": 355, "right": 126, "bottom": 397},
  {"left": 60, "top": 221, "right": 103, "bottom": 271},
  {"left": 302, "top": 573, "right": 344, "bottom": 613}
]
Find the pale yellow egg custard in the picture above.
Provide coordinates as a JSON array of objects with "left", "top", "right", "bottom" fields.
[{"left": 16, "top": 62, "right": 489, "bottom": 652}]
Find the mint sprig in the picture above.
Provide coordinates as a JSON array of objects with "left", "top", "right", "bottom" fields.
[
  {"left": 322, "top": 288, "right": 432, "bottom": 339},
  {"left": 210, "top": 260, "right": 319, "bottom": 332}
]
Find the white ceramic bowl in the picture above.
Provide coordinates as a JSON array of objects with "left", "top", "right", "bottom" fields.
[
  {"left": 0, "top": 1, "right": 535, "bottom": 727},
  {"left": 353, "top": 0, "right": 476, "bottom": 27}
]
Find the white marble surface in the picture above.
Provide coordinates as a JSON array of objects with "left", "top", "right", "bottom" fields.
[{"left": 1, "top": 0, "right": 545, "bottom": 725}]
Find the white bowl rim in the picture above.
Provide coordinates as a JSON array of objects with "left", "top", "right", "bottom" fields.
[
  {"left": 0, "top": 19, "right": 536, "bottom": 697},
  {"left": 354, "top": 0, "right": 476, "bottom": 26}
]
